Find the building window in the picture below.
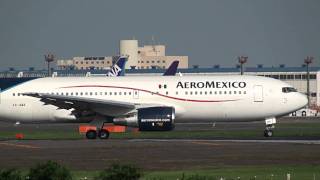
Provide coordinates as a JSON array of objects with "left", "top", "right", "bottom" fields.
[
  {"left": 157, "top": 60, "right": 160, "bottom": 63},
  {"left": 147, "top": 61, "right": 149, "bottom": 63},
  {"left": 287, "top": 75, "right": 294, "bottom": 79},
  {"left": 152, "top": 61, "right": 155, "bottom": 63},
  {"left": 96, "top": 61, "right": 99, "bottom": 64},
  {"left": 295, "top": 75, "right": 302, "bottom": 79},
  {"left": 310, "top": 74, "right": 316, "bottom": 79}
]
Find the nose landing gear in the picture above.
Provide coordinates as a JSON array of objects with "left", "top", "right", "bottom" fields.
[{"left": 264, "top": 117, "right": 276, "bottom": 137}]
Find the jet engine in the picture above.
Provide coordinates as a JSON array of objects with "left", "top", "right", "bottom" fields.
[{"left": 113, "top": 107, "right": 175, "bottom": 131}]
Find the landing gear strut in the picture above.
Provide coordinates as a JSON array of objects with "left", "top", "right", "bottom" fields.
[{"left": 264, "top": 117, "right": 276, "bottom": 137}]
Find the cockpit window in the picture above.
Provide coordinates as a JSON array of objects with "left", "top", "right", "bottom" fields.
[{"left": 282, "top": 87, "right": 297, "bottom": 93}]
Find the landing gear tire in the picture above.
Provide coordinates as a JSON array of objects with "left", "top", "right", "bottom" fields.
[
  {"left": 98, "top": 129, "right": 110, "bottom": 139},
  {"left": 264, "top": 130, "right": 273, "bottom": 137},
  {"left": 86, "top": 130, "right": 97, "bottom": 139}
]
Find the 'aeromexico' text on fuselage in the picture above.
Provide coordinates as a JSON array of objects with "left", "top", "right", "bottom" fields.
[{"left": 176, "top": 81, "right": 247, "bottom": 89}]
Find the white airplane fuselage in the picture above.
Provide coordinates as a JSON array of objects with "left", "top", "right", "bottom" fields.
[{"left": 0, "top": 75, "right": 307, "bottom": 123}]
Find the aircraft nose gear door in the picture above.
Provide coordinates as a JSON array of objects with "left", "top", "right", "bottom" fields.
[{"left": 253, "top": 85, "right": 263, "bottom": 102}]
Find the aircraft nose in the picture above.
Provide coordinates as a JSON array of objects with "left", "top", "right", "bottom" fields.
[{"left": 298, "top": 93, "right": 308, "bottom": 108}]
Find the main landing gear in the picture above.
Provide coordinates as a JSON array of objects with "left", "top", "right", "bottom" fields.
[
  {"left": 264, "top": 117, "right": 276, "bottom": 137},
  {"left": 86, "top": 122, "right": 110, "bottom": 140}
]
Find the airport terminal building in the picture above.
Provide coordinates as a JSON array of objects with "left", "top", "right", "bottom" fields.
[{"left": 56, "top": 40, "right": 189, "bottom": 70}]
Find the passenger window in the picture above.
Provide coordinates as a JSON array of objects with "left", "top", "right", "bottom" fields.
[
  {"left": 119, "top": 92, "right": 122, "bottom": 95},
  {"left": 200, "top": 92, "right": 202, "bottom": 95},
  {"left": 234, "top": 91, "right": 237, "bottom": 94},
  {"left": 90, "top": 92, "right": 93, "bottom": 96},
  {"left": 95, "top": 92, "right": 98, "bottom": 95},
  {"left": 176, "top": 92, "right": 178, "bottom": 95},
  {"left": 195, "top": 91, "right": 198, "bottom": 95},
  {"left": 129, "top": 92, "right": 132, "bottom": 95},
  {"left": 239, "top": 91, "right": 242, "bottom": 94},
  {"left": 185, "top": 91, "right": 188, "bottom": 95},
  {"left": 114, "top": 92, "right": 117, "bottom": 95},
  {"left": 244, "top": 91, "right": 247, "bottom": 94},
  {"left": 124, "top": 92, "right": 127, "bottom": 95},
  {"left": 229, "top": 91, "right": 232, "bottom": 94},
  {"left": 190, "top": 91, "right": 193, "bottom": 95},
  {"left": 219, "top": 91, "right": 222, "bottom": 94},
  {"left": 204, "top": 91, "right": 207, "bottom": 95},
  {"left": 105, "top": 92, "right": 108, "bottom": 95}
]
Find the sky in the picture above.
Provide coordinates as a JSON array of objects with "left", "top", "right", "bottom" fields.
[{"left": 0, "top": 0, "right": 319, "bottom": 70}]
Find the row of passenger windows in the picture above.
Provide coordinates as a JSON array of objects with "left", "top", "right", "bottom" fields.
[{"left": 12, "top": 90, "right": 247, "bottom": 97}]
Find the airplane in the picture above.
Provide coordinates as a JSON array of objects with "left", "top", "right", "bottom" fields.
[{"left": 0, "top": 75, "right": 307, "bottom": 139}]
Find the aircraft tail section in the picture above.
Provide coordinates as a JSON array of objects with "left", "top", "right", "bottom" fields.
[
  {"left": 163, "top": 60, "right": 179, "bottom": 76},
  {"left": 107, "top": 56, "right": 127, "bottom": 77}
]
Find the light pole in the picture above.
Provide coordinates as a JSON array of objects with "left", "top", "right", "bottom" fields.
[
  {"left": 238, "top": 56, "right": 248, "bottom": 75},
  {"left": 304, "top": 56, "right": 313, "bottom": 107},
  {"left": 45, "top": 53, "right": 55, "bottom": 77}
]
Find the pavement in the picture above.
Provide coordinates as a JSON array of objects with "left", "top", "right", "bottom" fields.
[{"left": 0, "top": 117, "right": 320, "bottom": 170}]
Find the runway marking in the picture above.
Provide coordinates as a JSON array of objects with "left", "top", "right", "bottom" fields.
[
  {"left": 190, "top": 141, "right": 221, "bottom": 146},
  {"left": 129, "top": 139, "right": 320, "bottom": 145},
  {"left": 0, "top": 142, "right": 40, "bottom": 149}
]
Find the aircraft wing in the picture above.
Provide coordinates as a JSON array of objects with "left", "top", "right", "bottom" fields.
[{"left": 23, "top": 93, "right": 136, "bottom": 117}]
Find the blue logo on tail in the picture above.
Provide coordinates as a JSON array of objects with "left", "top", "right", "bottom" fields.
[{"left": 107, "top": 56, "right": 127, "bottom": 77}]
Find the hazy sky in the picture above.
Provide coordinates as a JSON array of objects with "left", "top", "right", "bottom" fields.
[{"left": 0, "top": 0, "right": 319, "bottom": 70}]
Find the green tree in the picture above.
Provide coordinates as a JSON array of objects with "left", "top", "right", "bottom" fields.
[
  {"left": 94, "top": 163, "right": 142, "bottom": 180},
  {"left": 0, "top": 168, "right": 23, "bottom": 180},
  {"left": 27, "top": 161, "right": 72, "bottom": 180}
]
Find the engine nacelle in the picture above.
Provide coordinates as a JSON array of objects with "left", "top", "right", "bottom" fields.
[{"left": 114, "top": 107, "right": 175, "bottom": 131}]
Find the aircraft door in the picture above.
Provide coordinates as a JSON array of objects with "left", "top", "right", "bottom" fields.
[
  {"left": 253, "top": 85, "right": 263, "bottom": 102},
  {"left": 133, "top": 90, "right": 139, "bottom": 99}
]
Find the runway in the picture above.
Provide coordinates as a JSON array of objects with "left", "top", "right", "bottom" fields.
[
  {"left": 1, "top": 138, "right": 320, "bottom": 170},
  {"left": 0, "top": 117, "right": 320, "bottom": 171}
]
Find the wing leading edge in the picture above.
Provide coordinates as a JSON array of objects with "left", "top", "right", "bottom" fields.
[{"left": 23, "top": 93, "right": 136, "bottom": 117}]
